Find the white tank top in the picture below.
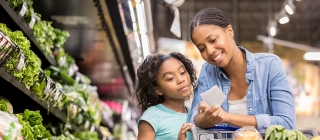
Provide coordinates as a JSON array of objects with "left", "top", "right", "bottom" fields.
[{"left": 228, "top": 96, "right": 248, "bottom": 115}]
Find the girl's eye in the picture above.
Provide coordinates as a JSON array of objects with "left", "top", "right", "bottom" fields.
[
  {"left": 181, "top": 71, "right": 186, "bottom": 75},
  {"left": 167, "top": 77, "right": 174, "bottom": 81}
]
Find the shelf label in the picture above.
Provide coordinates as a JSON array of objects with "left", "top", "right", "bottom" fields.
[
  {"left": 16, "top": 52, "right": 24, "bottom": 71},
  {"left": 84, "top": 120, "right": 89, "bottom": 129},
  {"left": 19, "top": 2, "right": 27, "bottom": 17},
  {"left": 58, "top": 56, "right": 66, "bottom": 66},
  {"left": 53, "top": 86, "right": 61, "bottom": 101},
  {"left": 44, "top": 78, "right": 51, "bottom": 94},
  {"left": 90, "top": 125, "right": 95, "bottom": 133},
  {"left": 29, "top": 14, "right": 36, "bottom": 29}
]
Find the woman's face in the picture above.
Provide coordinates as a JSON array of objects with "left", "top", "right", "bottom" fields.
[
  {"left": 155, "top": 58, "right": 192, "bottom": 101},
  {"left": 191, "top": 24, "right": 236, "bottom": 68}
]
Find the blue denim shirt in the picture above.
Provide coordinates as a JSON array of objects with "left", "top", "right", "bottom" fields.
[{"left": 190, "top": 46, "right": 297, "bottom": 132}]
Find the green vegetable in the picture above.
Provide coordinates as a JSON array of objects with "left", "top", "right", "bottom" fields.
[
  {"left": 0, "top": 23, "right": 41, "bottom": 89},
  {"left": 265, "top": 125, "right": 308, "bottom": 140},
  {"left": 74, "top": 131, "right": 98, "bottom": 140},
  {"left": 0, "top": 97, "right": 13, "bottom": 113},
  {"left": 17, "top": 109, "right": 52, "bottom": 140}
]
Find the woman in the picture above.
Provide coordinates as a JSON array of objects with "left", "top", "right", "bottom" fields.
[{"left": 189, "top": 8, "right": 296, "bottom": 132}]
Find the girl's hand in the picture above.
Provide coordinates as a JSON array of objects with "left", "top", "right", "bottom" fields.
[
  {"left": 197, "top": 101, "right": 210, "bottom": 114},
  {"left": 203, "top": 105, "right": 229, "bottom": 125},
  {"left": 177, "top": 123, "right": 193, "bottom": 140}
]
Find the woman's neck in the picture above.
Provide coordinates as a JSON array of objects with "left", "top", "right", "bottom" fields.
[
  {"left": 223, "top": 48, "right": 247, "bottom": 78},
  {"left": 161, "top": 100, "right": 186, "bottom": 113}
]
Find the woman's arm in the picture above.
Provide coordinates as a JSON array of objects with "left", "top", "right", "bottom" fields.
[
  {"left": 137, "top": 121, "right": 155, "bottom": 140},
  {"left": 196, "top": 103, "right": 257, "bottom": 129},
  {"left": 256, "top": 57, "right": 296, "bottom": 130}
]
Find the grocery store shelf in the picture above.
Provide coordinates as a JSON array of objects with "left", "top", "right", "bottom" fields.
[
  {"left": 0, "top": 0, "right": 56, "bottom": 68},
  {"left": 0, "top": 67, "right": 66, "bottom": 121},
  {"left": 0, "top": 68, "right": 106, "bottom": 135}
]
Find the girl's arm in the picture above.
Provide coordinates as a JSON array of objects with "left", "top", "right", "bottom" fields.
[{"left": 137, "top": 121, "right": 155, "bottom": 140}]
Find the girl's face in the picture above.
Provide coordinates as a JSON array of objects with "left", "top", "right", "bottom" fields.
[
  {"left": 155, "top": 57, "right": 192, "bottom": 101},
  {"left": 191, "top": 24, "right": 236, "bottom": 68}
]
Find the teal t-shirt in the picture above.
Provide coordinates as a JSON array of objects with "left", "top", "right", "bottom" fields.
[{"left": 138, "top": 104, "right": 192, "bottom": 140}]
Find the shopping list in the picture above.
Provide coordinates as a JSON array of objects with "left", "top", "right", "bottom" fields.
[{"left": 200, "top": 85, "right": 226, "bottom": 107}]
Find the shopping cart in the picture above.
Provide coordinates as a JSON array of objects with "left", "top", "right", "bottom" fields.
[{"left": 190, "top": 126, "right": 319, "bottom": 140}]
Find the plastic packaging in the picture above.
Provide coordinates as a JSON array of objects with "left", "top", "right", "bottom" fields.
[
  {"left": 0, "top": 111, "right": 23, "bottom": 140},
  {"left": 232, "top": 126, "right": 262, "bottom": 140}
]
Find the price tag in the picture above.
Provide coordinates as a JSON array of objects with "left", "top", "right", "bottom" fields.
[
  {"left": 16, "top": 52, "right": 25, "bottom": 71},
  {"left": 53, "top": 86, "right": 61, "bottom": 101},
  {"left": 58, "top": 56, "right": 66, "bottom": 66},
  {"left": 28, "top": 14, "right": 36, "bottom": 29},
  {"left": 19, "top": 2, "right": 27, "bottom": 17},
  {"left": 90, "top": 125, "right": 95, "bottom": 133},
  {"left": 84, "top": 120, "right": 89, "bottom": 129},
  {"left": 44, "top": 78, "right": 51, "bottom": 94}
]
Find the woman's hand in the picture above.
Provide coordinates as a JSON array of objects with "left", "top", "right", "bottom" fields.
[
  {"left": 197, "top": 101, "right": 210, "bottom": 114},
  {"left": 198, "top": 102, "right": 229, "bottom": 125},
  {"left": 205, "top": 105, "right": 229, "bottom": 124},
  {"left": 177, "top": 123, "right": 193, "bottom": 140}
]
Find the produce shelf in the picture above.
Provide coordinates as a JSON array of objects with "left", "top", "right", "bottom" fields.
[
  {"left": 0, "top": 0, "right": 56, "bottom": 68},
  {"left": 0, "top": 67, "right": 66, "bottom": 122},
  {"left": 0, "top": 67, "right": 107, "bottom": 137}
]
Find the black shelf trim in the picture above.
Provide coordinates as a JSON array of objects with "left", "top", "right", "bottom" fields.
[{"left": 0, "top": 0, "right": 56, "bottom": 67}]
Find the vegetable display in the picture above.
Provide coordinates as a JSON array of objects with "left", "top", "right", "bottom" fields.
[{"left": 265, "top": 125, "right": 308, "bottom": 140}]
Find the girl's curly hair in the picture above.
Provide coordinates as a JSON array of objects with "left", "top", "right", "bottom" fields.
[{"left": 134, "top": 52, "right": 197, "bottom": 112}]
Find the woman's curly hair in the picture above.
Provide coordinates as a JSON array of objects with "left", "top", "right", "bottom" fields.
[{"left": 134, "top": 52, "right": 197, "bottom": 112}]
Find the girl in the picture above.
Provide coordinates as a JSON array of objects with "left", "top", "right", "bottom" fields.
[{"left": 135, "top": 52, "right": 197, "bottom": 140}]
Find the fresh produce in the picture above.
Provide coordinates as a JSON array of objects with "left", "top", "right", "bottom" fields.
[
  {"left": 17, "top": 109, "right": 52, "bottom": 140},
  {"left": 233, "top": 126, "right": 262, "bottom": 140},
  {"left": 236, "top": 131, "right": 262, "bottom": 140},
  {"left": 0, "top": 23, "right": 41, "bottom": 89},
  {"left": 312, "top": 136, "right": 320, "bottom": 140},
  {"left": 0, "top": 110, "right": 23, "bottom": 140},
  {"left": 31, "top": 72, "right": 47, "bottom": 100},
  {"left": 265, "top": 125, "right": 308, "bottom": 140},
  {"left": 0, "top": 97, "right": 13, "bottom": 113},
  {"left": 73, "top": 131, "right": 98, "bottom": 140}
]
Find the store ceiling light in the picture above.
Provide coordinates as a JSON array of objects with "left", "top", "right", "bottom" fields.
[
  {"left": 303, "top": 52, "right": 320, "bottom": 61},
  {"left": 275, "top": 9, "right": 290, "bottom": 24},
  {"left": 285, "top": 5, "right": 294, "bottom": 15},
  {"left": 269, "top": 26, "right": 277, "bottom": 37},
  {"left": 267, "top": 21, "right": 277, "bottom": 37},
  {"left": 279, "top": 16, "right": 289, "bottom": 24},
  {"left": 285, "top": 0, "right": 295, "bottom": 15}
]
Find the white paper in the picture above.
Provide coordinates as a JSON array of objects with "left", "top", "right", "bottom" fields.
[{"left": 200, "top": 85, "right": 226, "bottom": 107}]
